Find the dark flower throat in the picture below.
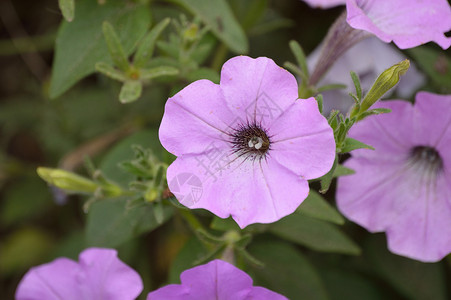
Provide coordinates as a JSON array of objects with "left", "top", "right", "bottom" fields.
[
  {"left": 230, "top": 123, "right": 271, "bottom": 161},
  {"left": 410, "top": 145, "right": 443, "bottom": 172}
]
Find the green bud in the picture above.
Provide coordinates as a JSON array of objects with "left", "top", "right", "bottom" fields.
[
  {"left": 358, "top": 59, "right": 410, "bottom": 113},
  {"left": 183, "top": 23, "right": 199, "bottom": 42},
  {"left": 37, "top": 167, "right": 98, "bottom": 193},
  {"left": 144, "top": 187, "right": 159, "bottom": 202}
]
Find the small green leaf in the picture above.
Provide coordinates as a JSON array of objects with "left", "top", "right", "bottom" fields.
[
  {"left": 86, "top": 198, "right": 173, "bottom": 247},
  {"left": 319, "top": 155, "right": 337, "bottom": 194},
  {"left": 50, "top": 0, "right": 150, "bottom": 98},
  {"left": 289, "top": 40, "right": 309, "bottom": 78},
  {"left": 210, "top": 217, "right": 240, "bottom": 232},
  {"left": 297, "top": 190, "right": 344, "bottom": 225},
  {"left": 333, "top": 164, "right": 355, "bottom": 177},
  {"left": 173, "top": 0, "right": 248, "bottom": 53},
  {"left": 269, "top": 214, "right": 361, "bottom": 255},
  {"left": 139, "top": 66, "right": 179, "bottom": 80},
  {"left": 356, "top": 108, "right": 392, "bottom": 121},
  {"left": 133, "top": 18, "right": 171, "bottom": 68},
  {"left": 103, "top": 21, "right": 130, "bottom": 71},
  {"left": 119, "top": 80, "right": 142, "bottom": 103},
  {"left": 350, "top": 71, "right": 362, "bottom": 100},
  {"left": 341, "top": 137, "right": 374, "bottom": 153},
  {"left": 315, "top": 94, "right": 323, "bottom": 114},
  {"left": 95, "top": 62, "right": 127, "bottom": 81},
  {"left": 58, "top": 0, "right": 75, "bottom": 22}
]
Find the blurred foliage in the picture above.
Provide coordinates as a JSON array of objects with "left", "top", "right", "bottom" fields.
[{"left": 1, "top": 0, "right": 450, "bottom": 299}]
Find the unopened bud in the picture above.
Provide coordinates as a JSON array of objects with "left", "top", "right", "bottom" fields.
[
  {"left": 359, "top": 59, "right": 410, "bottom": 113},
  {"left": 37, "top": 167, "right": 98, "bottom": 193}
]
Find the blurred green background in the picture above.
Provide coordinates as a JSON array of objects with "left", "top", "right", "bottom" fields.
[{"left": 1, "top": 0, "right": 450, "bottom": 299}]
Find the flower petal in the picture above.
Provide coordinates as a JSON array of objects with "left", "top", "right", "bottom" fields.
[
  {"left": 167, "top": 151, "right": 309, "bottom": 228},
  {"left": 414, "top": 92, "right": 451, "bottom": 148},
  {"left": 146, "top": 284, "right": 188, "bottom": 300},
  {"left": 348, "top": 100, "right": 415, "bottom": 160},
  {"left": 337, "top": 156, "right": 451, "bottom": 262},
  {"left": 269, "top": 98, "right": 335, "bottom": 179},
  {"left": 79, "top": 248, "right": 143, "bottom": 300},
  {"left": 159, "top": 79, "right": 236, "bottom": 156},
  {"left": 346, "top": 0, "right": 451, "bottom": 49},
  {"left": 15, "top": 258, "right": 82, "bottom": 300},
  {"left": 220, "top": 56, "right": 299, "bottom": 128},
  {"left": 246, "top": 287, "right": 288, "bottom": 300}
]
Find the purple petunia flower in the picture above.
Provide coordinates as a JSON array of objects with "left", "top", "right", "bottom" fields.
[
  {"left": 346, "top": 0, "right": 451, "bottom": 49},
  {"left": 147, "top": 259, "right": 287, "bottom": 299},
  {"left": 159, "top": 56, "right": 335, "bottom": 228},
  {"left": 336, "top": 92, "right": 451, "bottom": 262},
  {"left": 15, "top": 248, "right": 143, "bottom": 300}
]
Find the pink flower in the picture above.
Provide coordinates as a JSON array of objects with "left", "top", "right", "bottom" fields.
[
  {"left": 159, "top": 56, "right": 335, "bottom": 228},
  {"left": 15, "top": 248, "right": 143, "bottom": 300},
  {"left": 346, "top": 0, "right": 451, "bottom": 49},
  {"left": 337, "top": 92, "right": 451, "bottom": 262},
  {"left": 147, "top": 259, "right": 287, "bottom": 300}
]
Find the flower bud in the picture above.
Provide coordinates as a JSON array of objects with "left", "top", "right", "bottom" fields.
[
  {"left": 359, "top": 59, "right": 410, "bottom": 113},
  {"left": 37, "top": 167, "right": 98, "bottom": 193}
]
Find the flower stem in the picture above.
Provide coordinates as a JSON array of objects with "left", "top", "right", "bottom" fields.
[{"left": 309, "top": 10, "right": 371, "bottom": 86}]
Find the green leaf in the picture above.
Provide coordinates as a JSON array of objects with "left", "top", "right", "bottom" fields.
[
  {"left": 321, "top": 268, "right": 392, "bottom": 300},
  {"left": 133, "top": 18, "right": 171, "bottom": 68},
  {"left": 100, "top": 130, "right": 169, "bottom": 187},
  {"left": 269, "top": 214, "right": 360, "bottom": 255},
  {"left": 210, "top": 216, "right": 240, "bottom": 231},
  {"left": 297, "top": 191, "right": 344, "bottom": 225},
  {"left": 102, "top": 21, "right": 130, "bottom": 71},
  {"left": 139, "top": 66, "right": 179, "bottom": 80},
  {"left": 350, "top": 71, "right": 362, "bottom": 100},
  {"left": 248, "top": 240, "right": 329, "bottom": 300},
  {"left": 341, "top": 137, "right": 374, "bottom": 153},
  {"left": 50, "top": 0, "right": 151, "bottom": 98},
  {"left": 86, "top": 198, "right": 173, "bottom": 247},
  {"left": 289, "top": 40, "right": 309, "bottom": 78},
  {"left": 364, "top": 236, "right": 448, "bottom": 300},
  {"left": 119, "top": 80, "right": 143, "bottom": 103},
  {"left": 95, "top": 62, "right": 127, "bottom": 81},
  {"left": 319, "top": 155, "right": 337, "bottom": 194},
  {"left": 317, "top": 83, "right": 347, "bottom": 93},
  {"left": 58, "top": 0, "right": 75, "bottom": 22},
  {"left": 172, "top": 0, "right": 248, "bottom": 53},
  {"left": 333, "top": 164, "right": 355, "bottom": 177}
]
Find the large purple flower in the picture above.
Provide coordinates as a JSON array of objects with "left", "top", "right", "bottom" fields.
[
  {"left": 346, "top": 0, "right": 451, "bottom": 49},
  {"left": 147, "top": 259, "right": 287, "bottom": 299},
  {"left": 159, "top": 56, "right": 335, "bottom": 228},
  {"left": 337, "top": 92, "right": 451, "bottom": 262},
  {"left": 15, "top": 248, "right": 143, "bottom": 300}
]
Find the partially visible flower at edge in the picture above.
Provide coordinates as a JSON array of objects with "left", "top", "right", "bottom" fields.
[
  {"left": 336, "top": 92, "right": 451, "bottom": 262},
  {"left": 346, "top": 0, "right": 451, "bottom": 50},
  {"left": 159, "top": 56, "right": 336, "bottom": 228},
  {"left": 147, "top": 259, "right": 288, "bottom": 300},
  {"left": 15, "top": 248, "right": 143, "bottom": 300},
  {"left": 308, "top": 37, "right": 425, "bottom": 114}
]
